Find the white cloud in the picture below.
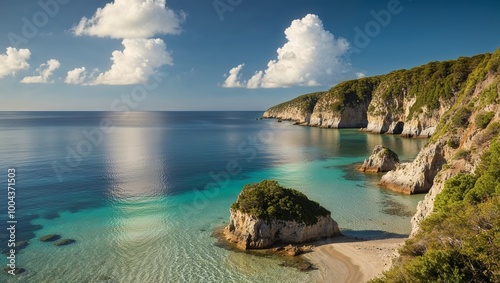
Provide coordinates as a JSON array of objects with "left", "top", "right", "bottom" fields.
[
  {"left": 90, "top": 38, "right": 172, "bottom": 85},
  {"left": 65, "top": 67, "right": 87, "bottom": 85},
  {"left": 21, "top": 59, "right": 60, "bottom": 84},
  {"left": 223, "top": 14, "right": 353, "bottom": 89},
  {"left": 0, "top": 47, "right": 31, "bottom": 78},
  {"left": 73, "top": 0, "right": 184, "bottom": 39},
  {"left": 222, "top": 64, "right": 245, "bottom": 88},
  {"left": 356, "top": 72, "right": 366, "bottom": 78}
]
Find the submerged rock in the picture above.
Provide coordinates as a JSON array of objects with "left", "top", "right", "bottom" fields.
[
  {"left": 359, "top": 145, "right": 400, "bottom": 173},
  {"left": 39, "top": 234, "right": 61, "bottom": 242},
  {"left": 225, "top": 180, "right": 340, "bottom": 250},
  {"left": 15, "top": 241, "right": 29, "bottom": 249},
  {"left": 54, "top": 239, "right": 76, "bottom": 246}
]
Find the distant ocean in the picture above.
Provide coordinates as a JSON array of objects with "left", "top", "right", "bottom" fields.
[{"left": 0, "top": 111, "right": 426, "bottom": 282}]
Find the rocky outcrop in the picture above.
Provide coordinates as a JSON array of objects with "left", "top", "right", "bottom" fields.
[
  {"left": 360, "top": 145, "right": 400, "bottom": 173},
  {"left": 225, "top": 209, "right": 339, "bottom": 250},
  {"left": 379, "top": 142, "right": 446, "bottom": 194}
]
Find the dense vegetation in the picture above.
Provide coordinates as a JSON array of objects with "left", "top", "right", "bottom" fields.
[
  {"left": 231, "top": 180, "right": 330, "bottom": 225},
  {"left": 319, "top": 77, "right": 381, "bottom": 113},
  {"left": 267, "top": 92, "right": 323, "bottom": 115},
  {"left": 372, "top": 140, "right": 500, "bottom": 282}
]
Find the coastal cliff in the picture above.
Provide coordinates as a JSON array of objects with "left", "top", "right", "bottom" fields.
[
  {"left": 263, "top": 53, "right": 488, "bottom": 137},
  {"left": 262, "top": 92, "right": 323, "bottom": 124},
  {"left": 372, "top": 47, "right": 500, "bottom": 281},
  {"left": 224, "top": 180, "right": 340, "bottom": 250}
]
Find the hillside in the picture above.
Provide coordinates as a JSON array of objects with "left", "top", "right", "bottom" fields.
[{"left": 263, "top": 51, "right": 496, "bottom": 138}]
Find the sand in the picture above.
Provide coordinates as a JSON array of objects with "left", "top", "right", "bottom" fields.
[{"left": 303, "top": 236, "right": 405, "bottom": 283}]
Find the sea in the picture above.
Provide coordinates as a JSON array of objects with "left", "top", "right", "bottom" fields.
[{"left": 0, "top": 111, "right": 427, "bottom": 283}]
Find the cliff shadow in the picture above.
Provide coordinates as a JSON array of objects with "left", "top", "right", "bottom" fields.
[{"left": 307, "top": 229, "right": 408, "bottom": 248}]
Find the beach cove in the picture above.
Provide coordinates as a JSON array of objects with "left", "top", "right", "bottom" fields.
[{"left": 0, "top": 112, "right": 426, "bottom": 282}]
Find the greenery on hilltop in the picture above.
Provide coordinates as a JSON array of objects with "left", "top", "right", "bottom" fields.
[
  {"left": 267, "top": 92, "right": 324, "bottom": 115},
  {"left": 231, "top": 180, "right": 330, "bottom": 226},
  {"left": 371, "top": 140, "right": 500, "bottom": 283},
  {"left": 318, "top": 77, "right": 381, "bottom": 113}
]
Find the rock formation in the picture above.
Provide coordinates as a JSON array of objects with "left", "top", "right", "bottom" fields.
[
  {"left": 225, "top": 180, "right": 340, "bottom": 250},
  {"left": 226, "top": 209, "right": 339, "bottom": 250},
  {"left": 359, "top": 145, "right": 400, "bottom": 173},
  {"left": 379, "top": 142, "right": 446, "bottom": 194}
]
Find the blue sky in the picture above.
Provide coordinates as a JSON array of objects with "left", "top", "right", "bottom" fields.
[{"left": 0, "top": 0, "right": 499, "bottom": 111}]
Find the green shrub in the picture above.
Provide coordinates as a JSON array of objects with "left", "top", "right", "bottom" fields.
[
  {"left": 231, "top": 180, "right": 330, "bottom": 225},
  {"left": 447, "top": 137, "right": 460, "bottom": 149},
  {"left": 475, "top": 111, "right": 495, "bottom": 129},
  {"left": 451, "top": 107, "right": 472, "bottom": 128},
  {"left": 454, "top": 149, "right": 471, "bottom": 160},
  {"left": 434, "top": 174, "right": 477, "bottom": 213}
]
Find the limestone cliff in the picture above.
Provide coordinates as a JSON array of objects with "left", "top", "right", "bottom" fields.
[
  {"left": 263, "top": 54, "right": 489, "bottom": 136},
  {"left": 225, "top": 209, "right": 339, "bottom": 250},
  {"left": 410, "top": 69, "right": 500, "bottom": 235},
  {"left": 262, "top": 92, "right": 323, "bottom": 123},
  {"left": 224, "top": 180, "right": 340, "bottom": 250}
]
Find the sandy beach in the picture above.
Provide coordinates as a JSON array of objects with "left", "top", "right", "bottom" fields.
[{"left": 303, "top": 236, "right": 405, "bottom": 283}]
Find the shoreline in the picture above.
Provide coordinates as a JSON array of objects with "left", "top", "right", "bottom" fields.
[
  {"left": 303, "top": 236, "right": 405, "bottom": 283},
  {"left": 215, "top": 224, "right": 405, "bottom": 282}
]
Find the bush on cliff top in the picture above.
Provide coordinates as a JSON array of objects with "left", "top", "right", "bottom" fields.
[{"left": 231, "top": 180, "right": 330, "bottom": 226}]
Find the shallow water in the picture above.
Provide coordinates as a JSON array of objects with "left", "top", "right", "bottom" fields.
[{"left": 0, "top": 112, "right": 426, "bottom": 282}]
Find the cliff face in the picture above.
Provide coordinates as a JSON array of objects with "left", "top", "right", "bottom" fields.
[
  {"left": 262, "top": 92, "right": 323, "bottom": 123},
  {"left": 225, "top": 209, "right": 340, "bottom": 250},
  {"left": 263, "top": 54, "right": 489, "bottom": 137},
  {"left": 410, "top": 69, "right": 500, "bottom": 235}
]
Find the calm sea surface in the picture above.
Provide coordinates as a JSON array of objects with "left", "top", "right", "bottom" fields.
[{"left": 0, "top": 111, "right": 427, "bottom": 282}]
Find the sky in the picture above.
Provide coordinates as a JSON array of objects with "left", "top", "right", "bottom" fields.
[{"left": 0, "top": 0, "right": 499, "bottom": 111}]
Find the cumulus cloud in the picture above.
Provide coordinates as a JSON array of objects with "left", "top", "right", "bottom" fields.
[
  {"left": 222, "top": 64, "right": 245, "bottom": 88},
  {"left": 90, "top": 38, "right": 172, "bottom": 85},
  {"left": 222, "top": 14, "right": 353, "bottom": 88},
  {"left": 21, "top": 59, "right": 60, "bottom": 84},
  {"left": 0, "top": 47, "right": 31, "bottom": 78},
  {"left": 65, "top": 67, "right": 88, "bottom": 85},
  {"left": 73, "top": 0, "right": 184, "bottom": 39}
]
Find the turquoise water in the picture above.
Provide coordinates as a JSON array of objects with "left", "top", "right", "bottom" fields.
[{"left": 0, "top": 112, "right": 426, "bottom": 282}]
